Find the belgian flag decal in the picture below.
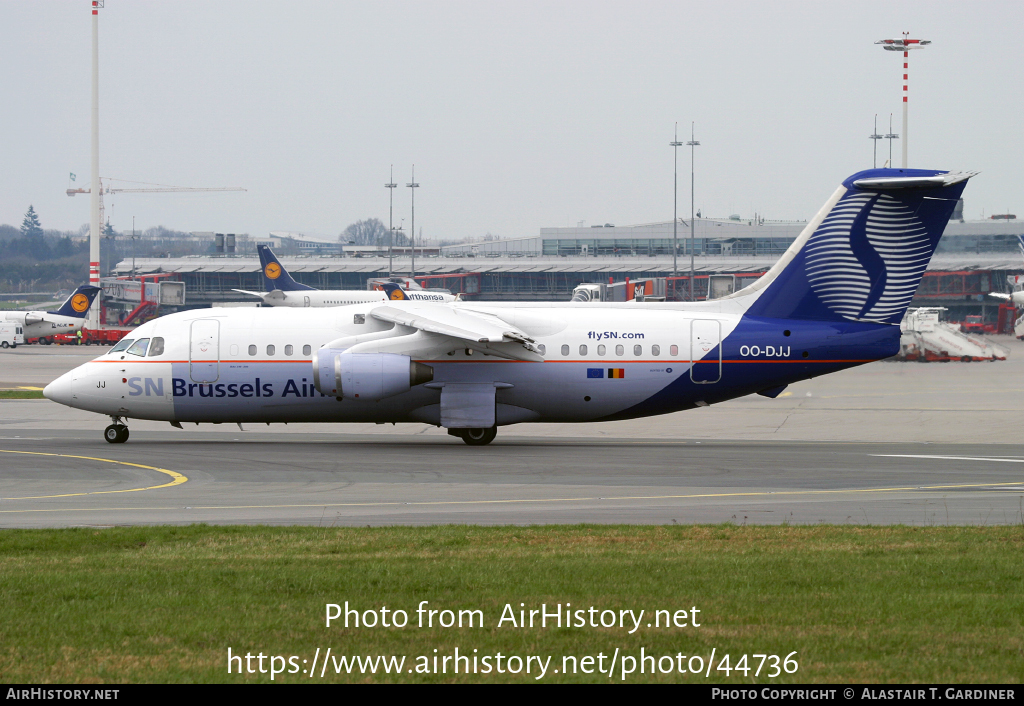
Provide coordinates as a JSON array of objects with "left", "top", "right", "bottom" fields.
[{"left": 608, "top": 368, "right": 625, "bottom": 379}]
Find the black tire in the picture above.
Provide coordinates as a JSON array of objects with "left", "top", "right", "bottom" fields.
[
  {"left": 961, "top": 355, "right": 971, "bottom": 362},
  {"left": 104, "top": 424, "right": 129, "bottom": 444},
  {"left": 1, "top": 342, "right": 8, "bottom": 349},
  {"left": 461, "top": 427, "right": 497, "bottom": 446}
]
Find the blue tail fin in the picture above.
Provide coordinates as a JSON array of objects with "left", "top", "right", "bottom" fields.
[
  {"left": 742, "top": 168, "right": 975, "bottom": 324},
  {"left": 1017, "top": 234, "right": 1023, "bottom": 261},
  {"left": 257, "top": 245, "right": 314, "bottom": 292},
  {"left": 48, "top": 285, "right": 100, "bottom": 318},
  {"left": 379, "top": 283, "right": 409, "bottom": 300}
]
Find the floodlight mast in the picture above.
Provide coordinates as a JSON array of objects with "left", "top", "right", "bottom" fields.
[
  {"left": 89, "top": 1, "right": 103, "bottom": 330},
  {"left": 876, "top": 33, "right": 930, "bottom": 168},
  {"left": 885, "top": 113, "right": 899, "bottom": 168},
  {"left": 407, "top": 166, "right": 419, "bottom": 278},
  {"left": 670, "top": 124, "right": 683, "bottom": 277},
  {"left": 869, "top": 114, "right": 883, "bottom": 168},
  {"left": 385, "top": 166, "right": 397, "bottom": 277},
  {"left": 686, "top": 123, "right": 700, "bottom": 301}
]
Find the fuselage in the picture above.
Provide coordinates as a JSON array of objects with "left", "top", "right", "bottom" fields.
[
  {"left": 0, "top": 310, "right": 87, "bottom": 339},
  {"left": 45, "top": 301, "right": 898, "bottom": 426},
  {"left": 254, "top": 289, "right": 454, "bottom": 307}
]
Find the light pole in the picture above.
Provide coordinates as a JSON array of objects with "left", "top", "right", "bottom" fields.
[
  {"left": 686, "top": 123, "right": 700, "bottom": 301},
  {"left": 385, "top": 166, "right": 396, "bottom": 277},
  {"left": 670, "top": 124, "right": 683, "bottom": 278},
  {"left": 885, "top": 113, "right": 899, "bottom": 168},
  {"left": 88, "top": 1, "right": 104, "bottom": 331},
  {"left": 876, "top": 33, "right": 930, "bottom": 168},
  {"left": 407, "top": 165, "right": 419, "bottom": 279},
  {"left": 869, "top": 114, "right": 883, "bottom": 168}
]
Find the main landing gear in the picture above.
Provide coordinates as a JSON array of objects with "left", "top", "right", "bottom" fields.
[
  {"left": 104, "top": 416, "right": 130, "bottom": 444},
  {"left": 449, "top": 426, "right": 498, "bottom": 446}
]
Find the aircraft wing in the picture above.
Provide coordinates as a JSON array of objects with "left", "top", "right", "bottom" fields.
[
  {"left": 231, "top": 289, "right": 268, "bottom": 299},
  {"left": 364, "top": 303, "right": 543, "bottom": 361}
]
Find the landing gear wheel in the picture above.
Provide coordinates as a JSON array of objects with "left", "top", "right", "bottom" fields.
[
  {"left": 104, "top": 424, "right": 129, "bottom": 444},
  {"left": 460, "top": 426, "right": 497, "bottom": 446}
]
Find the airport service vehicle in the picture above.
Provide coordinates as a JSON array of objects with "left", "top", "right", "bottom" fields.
[
  {"left": 958, "top": 314, "right": 995, "bottom": 335},
  {"left": 233, "top": 245, "right": 456, "bottom": 306},
  {"left": 899, "top": 308, "right": 1006, "bottom": 362},
  {"left": 0, "top": 323, "right": 24, "bottom": 349},
  {"left": 44, "top": 168, "right": 974, "bottom": 445},
  {"left": 0, "top": 286, "right": 100, "bottom": 344}
]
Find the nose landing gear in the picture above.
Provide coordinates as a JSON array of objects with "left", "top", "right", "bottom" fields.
[{"left": 104, "top": 416, "right": 130, "bottom": 444}]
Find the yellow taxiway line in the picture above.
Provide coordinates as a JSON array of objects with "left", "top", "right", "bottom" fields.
[{"left": 0, "top": 450, "right": 187, "bottom": 500}]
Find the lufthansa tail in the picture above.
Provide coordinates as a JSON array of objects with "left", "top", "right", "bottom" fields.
[
  {"left": 739, "top": 168, "right": 976, "bottom": 324},
  {"left": 379, "top": 283, "right": 410, "bottom": 300},
  {"left": 48, "top": 285, "right": 101, "bottom": 318},
  {"left": 257, "top": 245, "right": 314, "bottom": 292}
]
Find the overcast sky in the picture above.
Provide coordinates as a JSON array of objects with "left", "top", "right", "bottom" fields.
[{"left": 3, "top": 1, "right": 1022, "bottom": 242}]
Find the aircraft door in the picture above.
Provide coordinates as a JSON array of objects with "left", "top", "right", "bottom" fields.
[
  {"left": 189, "top": 319, "right": 220, "bottom": 383},
  {"left": 304, "top": 296, "right": 311, "bottom": 307},
  {"left": 689, "top": 319, "right": 721, "bottom": 384}
]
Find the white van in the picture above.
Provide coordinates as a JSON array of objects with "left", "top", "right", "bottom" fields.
[{"left": 0, "top": 323, "right": 24, "bottom": 349}]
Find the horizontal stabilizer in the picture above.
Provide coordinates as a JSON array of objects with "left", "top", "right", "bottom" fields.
[{"left": 853, "top": 171, "right": 978, "bottom": 190}]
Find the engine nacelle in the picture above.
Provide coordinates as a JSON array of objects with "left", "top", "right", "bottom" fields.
[{"left": 311, "top": 351, "right": 432, "bottom": 401}]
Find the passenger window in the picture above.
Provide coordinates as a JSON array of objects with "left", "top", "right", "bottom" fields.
[
  {"left": 126, "top": 338, "right": 150, "bottom": 357},
  {"left": 248, "top": 345, "right": 256, "bottom": 356},
  {"left": 267, "top": 345, "right": 276, "bottom": 356},
  {"left": 670, "top": 344, "right": 679, "bottom": 356},
  {"left": 579, "top": 344, "right": 588, "bottom": 356},
  {"left": 652, "top": 344, "right": 660, "bottom": 356},
  {"left": 285, "top": 344, "right": 293, "bottom": 356},
  {"left": 302, "top": 344, "right": 311, "bottom": 356},
  {"left": 538, "top": 344, "right": 546, "bottom": 355},
  {"left": 148, "top": 337, "right": 165, "bottom": 357},
  {"left": 634, "top": 344, "right": 642, "bottom": 356},
  {"left": 597, "top": 344, "right": 606, "bottom": 356},
  {"left": 615, "top": 344, "right": 624, "bottom": 356},
  {"left": 110, "top": 338, "right": 134, "bottom": 353},
  {"left": 561, "top": 344, "right": 569, "bottom": 356}
]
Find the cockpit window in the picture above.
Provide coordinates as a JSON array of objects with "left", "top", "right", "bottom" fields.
[
  {"left": 148, "top": 337, "right": 165, "bottom": 357},
  {"left": 110, "top": 338, "right": 134, "bottom": 353},
  {"left": 126, "top": 338, "right": 150, "bottom": 357}
]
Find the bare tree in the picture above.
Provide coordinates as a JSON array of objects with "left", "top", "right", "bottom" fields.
[{"left": 341, "top": 218, "right": 406, "bottom": 246}]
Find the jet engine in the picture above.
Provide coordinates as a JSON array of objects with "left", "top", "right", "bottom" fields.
[{"left": 311, "top": 350, "right": 433, "bottom": 401}]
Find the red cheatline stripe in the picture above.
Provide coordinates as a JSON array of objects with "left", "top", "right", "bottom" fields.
[{"left": 92, "top": 358, "right": 875, "bottom": 365}]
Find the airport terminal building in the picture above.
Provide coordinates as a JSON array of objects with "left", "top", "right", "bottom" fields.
[{"left": 109, "top": 216, "right": 1023, "bottom": 322}]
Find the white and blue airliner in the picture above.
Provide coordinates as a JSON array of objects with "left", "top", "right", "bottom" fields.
[{"left": 44, "top": 168, "right": 974, "bottom": 445}]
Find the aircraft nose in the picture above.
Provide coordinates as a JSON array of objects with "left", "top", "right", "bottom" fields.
[{"left": 43, "top": 371, "right": 73, "bottom": 406}]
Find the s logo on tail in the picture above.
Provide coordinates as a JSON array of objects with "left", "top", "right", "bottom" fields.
[{"left": 805, "top": 191, "right": 930, "bottom": 323}]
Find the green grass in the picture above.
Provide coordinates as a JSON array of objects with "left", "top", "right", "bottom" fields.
[
  {"left": 0, "top": 389, "right": 44, "bottom": 399},
  {"left": 0, "top": 525, "right": 1021, "bottom": 683}
]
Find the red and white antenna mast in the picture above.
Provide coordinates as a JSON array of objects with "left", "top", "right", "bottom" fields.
[
  {"left": 88, "top": 1, "right": 104, "bottom": 330},
  {"left": 876, "top": 33, "right": 930, "bottom": 169}
]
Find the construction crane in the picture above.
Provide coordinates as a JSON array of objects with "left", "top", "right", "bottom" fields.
[{"left": 67, "top": 177, "right": 246, "bottom": 232}]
